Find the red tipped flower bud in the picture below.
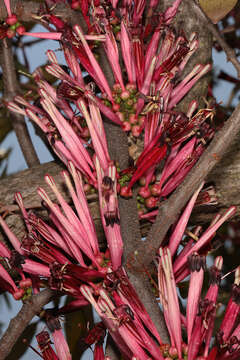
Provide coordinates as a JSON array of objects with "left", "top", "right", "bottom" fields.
[
  {"left": 145, "top": 196, "right": 158, "bottom": 209},
  {"left": 120, "top": 186, "right": 132, "bottom": 198},
  {"left": 150, "top": 183, "right": 162, "bottom": 196},
  {"left": 16, "top": 25, "right": 26, "bottom": 35},
  {"left": 121, "top": 90, "right": 130, "bottom": 100},
  {"left": 19, "top": 278, "right": 32, "bottom": 289},
  {"left": 122, "top": 121, "right": 131, "bottom": 132},
  {"left": 138, "top": 186, "right": 151, "bottom": 199},
  {"left": 13, "top": 288, "right": 24, "bottom": 300},
  {"left": 6, "top": 28, "right": 15, "bottom": 38},
  {"left": 131, "top": 125, "right": 141, "bottom": 137},
  {"left": 6, "top": 14, "right": 18, "bottom": 25}
]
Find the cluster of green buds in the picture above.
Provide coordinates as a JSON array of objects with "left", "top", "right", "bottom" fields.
[
  {"left": 137, "top": 175, "right": 161, "bottom": 213},
  {"left": 119, "top": 172, "right": 162, "bottom": 213},
  {"left": 104, "top": 83, "right": 145, "bottom": 137},
  {"left": 5, "top": 14, "right": 25, "bottom": 38},
  {"left": 160, "top": 343, "right": 188, "bottom": 359}
]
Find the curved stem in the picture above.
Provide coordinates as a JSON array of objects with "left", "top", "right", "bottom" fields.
[{"left": 0, "top": 38, "right": 40, "bottom": 168}]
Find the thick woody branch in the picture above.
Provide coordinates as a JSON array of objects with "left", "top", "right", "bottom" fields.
[
  {"left": 0, "top": 38, "right": 40, "bottom": 168},
  {"left": 0, "top": 289, "right": 55, "bottom": 360},
  {"left": 0, "top": 1, "right": 83, "bottom": 26}
]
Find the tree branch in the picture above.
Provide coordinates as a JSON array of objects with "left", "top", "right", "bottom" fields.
[
  {"left": 0, "top": 0, "right": 83, "bottom": 25},
  {"left": 0, "top": 289, "right": 55, "bottom": 360},
  {"left": 192, "top": 0, "right": 240, "bottom": 78},
  {"left": 0, "top": 38, "right": 40, "bottom": 168}
]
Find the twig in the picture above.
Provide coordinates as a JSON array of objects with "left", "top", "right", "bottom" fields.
[
  {"left": 0, "top": 289, "right": 56, "bottom": 359},
  {"left": 0, "top": 38, "right": 40, "bottom": 168},
  {"left": 131, "top": 103, "right": 240, "bottom": 268},
  {"left": 0, "top": 0, "right": 85, "bottom": 27},
  {"left": 192, "top": 0, "right": 240, "bottom": 78}
]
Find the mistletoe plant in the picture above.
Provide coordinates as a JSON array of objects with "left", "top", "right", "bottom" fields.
[{"left": 0, "top": 0, "right": 239, "bottom": 359}]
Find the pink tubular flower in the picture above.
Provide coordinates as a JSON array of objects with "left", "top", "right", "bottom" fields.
[
  {"left": 0, "top": 263, "right": 23, "bottom": 299},
  {"left": 74, "top": 25, "right": 113, "bottom": 102},
  {"left": 61, "top": 169, "right": 99, "bottom": 255},
  {"left": 0, "top": 215, "right": 24, "bottom": 255},
  {"left": 104, "top": 30, "right": 125, "bottom": 90},
  {"left": 186, "top": 253, "right": 206, "bottom": 343},
  {"left": 45, "top": 313, "right": 72, "bottom": 360},
  {"left": 40, "top": 96, "right": 95, "bottom": 183},
  {"left": 158, "top": 247, "right": 182, "bottom": 359},
  {"left": 52, "top": 328, "right": 71, "bottom": 360},
  {"left": 77, "top": 98, "right": 110, "bottom": 171},
  {"left": 164, "top": 0, "right": 183, "bottom": 24},
  {"left": 22, "top": 259, "right": 50, "bottom": 277},
  {"left": 168, "top": 182, "right": 204, "bottom": 257},
  {"left": 95, "top": 159, "right": 123, "bottom": 270},
  {"left": 188, "top": 257, "right": 223, "bottom": 360},
  {"left": 37, "top": 186, "right": 98, "bottom": 267},
  {"left": 120, "top": 21, "right": 136, "bottom": 84},
  {"left": 36, "top": 331, "right": 59, "bottom": 360},
  {"left": 94, "top": 343, "right": 104, "bottom": 360},
  {"left": 106, "top": 267, "right": 162, "bottom": 345},
  {"left": 219, "top": 266, "right": 240, "bottom": 342},
  {"left": 3, "top": 0, "right": 12, "bottom": 17},
  {"left": 173, "top": 207, "right": 236, "bottom": 278}
]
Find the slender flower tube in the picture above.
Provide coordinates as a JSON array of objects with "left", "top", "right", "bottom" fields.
[
  {"left": 77, "top": 98, "right": 110, "bottom": 171},
  {"left": 51, "top": 328, "right": 71, "bottom": 360},
  {"left": 158, "top": 247, "right": 182, "bottom": 359},
  {"left": 40, "top": 96, "right": 95, "bottom": 182},
  {"left": 104, "top": 30, "right": 125, "bottom": 90},
  {"left": 0, "top": 216, "right": 24, "bottom": 255},
  {"left": 3, "top": 0, "right": 12, "bottom": 16},
  {"left": 164, "top": 0, "right": 183, "bottom": 24},
  {"left": 173, "top": 207, "right": 236, "bottom": 276},
  {"left": 168, "top": 182, "right": 204, "bottom": 256},
  {"left": 0, "top": 264, "right": 23, "bottom": 299},
  {"left": 37, "top": 187, "right": 98, "bottom": 266},
  {"left": 61, "top": 170, "right": 99, "bottom": 255},
  {"left": 36, "top": 331, "right": 59, "bottom": 360},
  {"left": 74, "top": 25, "right": 113, "bottom": 102},
  {"left": 219, "top": 266, "right": 240, "bottom": 341},
  {"left": 95, "top": 158, "right": 123, "bottom": 269},
  {"left": 157, "top": 137, "right": 196, "bottom": 193},
  {"left": 22, "top": 259, "right": 50, "bottom": 277},
  {"left": 94, "top": 343, "right": 104, "bottom": 360},
  {"left": 187, "top": 253, "right": 206, "bottom": 342},
  {"left": 120, "top": 21, "right": 136, "bottom": 84},
  {"left": 188, "top": 257, "right": 223, "bottom": 360}
]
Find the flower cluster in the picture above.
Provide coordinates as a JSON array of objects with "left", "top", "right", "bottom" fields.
[{"left": 8, "top": 0, "right": 213, "bottom": 215}]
